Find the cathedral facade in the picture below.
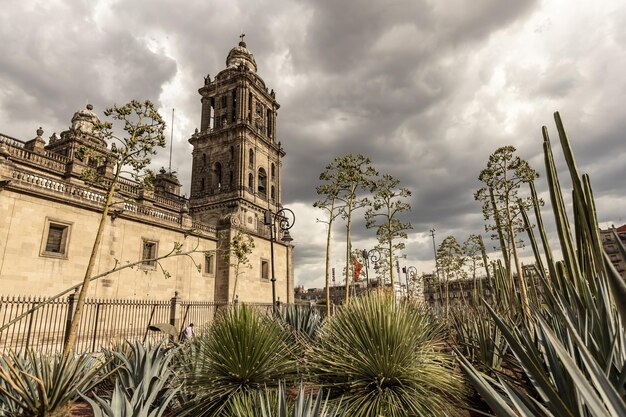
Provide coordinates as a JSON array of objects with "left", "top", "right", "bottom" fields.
[{"left": 0, "top": 40, "right": 294, "bottom": 304}]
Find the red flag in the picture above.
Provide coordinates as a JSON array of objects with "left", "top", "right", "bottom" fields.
[{"left": 353, "top": 256, "right": 363, "bottom": 282}]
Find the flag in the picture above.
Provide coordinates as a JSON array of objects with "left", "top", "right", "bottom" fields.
[{"left": 353, "top": 256, "right": 363, "bottom": 282}]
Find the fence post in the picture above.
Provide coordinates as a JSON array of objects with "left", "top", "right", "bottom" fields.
[
  {"left": 24, "top": 300, "right": 36, "bottom": 351},
  {"left": 91, "top": 303, "right": 101, "bottom": 353},
  {"left": 63, "top": 290, "right": 78, "bottom": 349},
  {"left": 170, "top": 291, "right": 180, "bottom": 330}
]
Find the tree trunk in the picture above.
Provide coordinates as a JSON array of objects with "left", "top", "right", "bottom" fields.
[
  {"left": 489, "top": 187, "right": 510, "bottom": 274},
  {"left": 345, "top": 209, "right": 352, "bottom": 303},
  {"left": 325, "top": 216, "right": 334, "bottom": 318},
  {"left": 62, "top": 171, "right": 119, "bottom": 358}
]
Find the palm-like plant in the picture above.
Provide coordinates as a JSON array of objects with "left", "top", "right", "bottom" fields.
[
  {"left": 0, "top": 350, "right": 104, "bottom": 416},
  {"left": 174, "top": 304, "right": 297, "bottom": 416},
  {"left": 308, "top": 292, "right": 466, "bottom": 417}
]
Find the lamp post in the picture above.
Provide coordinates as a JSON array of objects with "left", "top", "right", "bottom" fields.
[
  {"left": 361, "top": 248, "right": 381, "bottom": 289},
  {"left": 402, "top": 265, "right": 417, "bottom": 298},
  {"left": 264, "top": 207, "right": 295, "bottom": 315}
]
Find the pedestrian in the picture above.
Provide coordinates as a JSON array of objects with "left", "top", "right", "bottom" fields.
[{"left": 184, "top": 323, "right": 195, "bottom": 341}]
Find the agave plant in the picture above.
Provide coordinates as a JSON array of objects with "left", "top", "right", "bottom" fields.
[
  {"left": 308, "top": 291, "right": 467, "bottom": 417},
  {"left": 458, "top": 112, "right": 626, "bottom": 416},
  {"left": 81, "top": 341, "right": 178, "bottom": 417},
  {"left": 451, "top": 306, "right": 509, "bottom": 373},
  {"left": 233, "top": 383, "right": 342, "bottom": 417},
  {"left": 279, "top": 304, "right": 323, "bottom": 343},
  {"left": 0, "top": 349, "right": 104, "bottom": 417},
  {"left": 174, "top": 304, "right": 297, "bottom": 416}
]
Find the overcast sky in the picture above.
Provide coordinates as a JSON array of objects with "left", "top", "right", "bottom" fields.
[{"left": 1, "top": 0, "right": 625, "bottom": 289}]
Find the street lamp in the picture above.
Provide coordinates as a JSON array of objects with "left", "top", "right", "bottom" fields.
[
  {"left": 361, "top": 248, "right": 381, "bottom": 289},
  {"left": 402, "top": 265, "right": 417, "bottom": 298},
  {"left": 264, "top": 207, "right": 295, "bottom": 315}
]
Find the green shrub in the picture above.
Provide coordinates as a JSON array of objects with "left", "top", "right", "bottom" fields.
[
  {"left": 175, "top": 304, "right": 297, "bottom": 416},
  {"left": 309, "top": 292, "right": 467, "bottom": 417}
]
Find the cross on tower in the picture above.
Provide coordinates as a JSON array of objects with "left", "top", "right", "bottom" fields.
[{"left": 239, "top": 33, "right": 245, "bottom": 43}]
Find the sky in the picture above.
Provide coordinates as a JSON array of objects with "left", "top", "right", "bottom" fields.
[{"left": 1, "top": 0, "right": 625, "bottom": 290}]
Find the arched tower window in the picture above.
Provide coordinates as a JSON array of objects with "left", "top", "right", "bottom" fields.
[
  {"left": 229, "top": 171, "right": 234, "bottom": 187},
  {"left": 248, "top": 173, "right": 254, "bottom": 192},
  {"left": 271, "top": 163, "right": 275, "bottom": 180},
  {"left": 258, "top": 168, "right": 267, "bottom": 196},
  {"left": 229, "top": 146, "right": 234, "bottom": 160},
  {"left": 202, "top": 153, "right": 207, "bottom": 166},
  {"left": 271, "top": 185, "right": 275, "bottom": 201},
  {"left": 249, "top": 149, "right": 254, "bottom": 168},
  {"left": 214, "top": 162, "right": 222, "bottom": 189},
  {"left": 201, "top": 178, "right": 205, "bottom": 191}
]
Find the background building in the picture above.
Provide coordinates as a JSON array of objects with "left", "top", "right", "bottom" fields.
[
  {"left": 0, "top": 39, "right": 293, "bottom": 304},
  {"left": 600, "top": 225, "right": 626, "bottom": 279}
]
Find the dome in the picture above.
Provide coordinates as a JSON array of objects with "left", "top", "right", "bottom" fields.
[
  {"left": 71, "top": 104, "right": 101, "bottom": 135},
  {"left": 226, "top": 40, "right": 257, "bottom": 73}
]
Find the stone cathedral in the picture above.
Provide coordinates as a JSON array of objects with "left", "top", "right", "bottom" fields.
[{"left": 0, "top": 38, "right": 294, "bottom": 304}]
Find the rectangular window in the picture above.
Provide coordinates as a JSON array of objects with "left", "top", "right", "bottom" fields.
[
  {"left": 40, "top": 219, "right": 72, "bottom": 258},
  {"left": 204, "top": 254, "right": 214, "bottom": 275},
  {"left": 261, "top": 259, "right": 269, "bottom": 280},
  {"left": 141, "top": 239, "right": 158, "bottom": 268}
]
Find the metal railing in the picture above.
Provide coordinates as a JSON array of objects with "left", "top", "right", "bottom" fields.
[{"left": 0, "top": 294, "right": 226, "bottom": 354}]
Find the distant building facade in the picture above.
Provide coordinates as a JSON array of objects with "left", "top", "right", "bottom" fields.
[
  {"left": 600, "top": 225, "right": 626, "bottom": 279},
  {"left": 0, "top": 39, "right": 293, "bottom": 303}
]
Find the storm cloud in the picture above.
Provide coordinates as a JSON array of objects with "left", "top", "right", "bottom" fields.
[{"left": 1, "top": 0, "right": 624, "bottom": 289}]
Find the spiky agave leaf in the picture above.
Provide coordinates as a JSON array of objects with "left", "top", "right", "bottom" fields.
[{"left": 0, "top": 349, "right": 104, "bottom": 416}]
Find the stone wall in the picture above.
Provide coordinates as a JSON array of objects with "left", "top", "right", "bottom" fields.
[{"left": 0, "top": 189, "right": 217, "bottom": 301}]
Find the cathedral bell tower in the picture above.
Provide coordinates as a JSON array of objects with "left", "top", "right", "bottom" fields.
[
  {"left": 189, "top": 35, "right": 283, "bottom": 228},
  {"left": 188, "top": 36, "right": 292, "bottom": 303}
]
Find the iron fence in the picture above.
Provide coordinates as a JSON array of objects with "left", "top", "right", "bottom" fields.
[{"left": 0, "top": 294, "right": 226, "bottom": 354}]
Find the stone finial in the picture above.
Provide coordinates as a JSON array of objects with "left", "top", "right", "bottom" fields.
[{"left": 24, "top": 127, "right": 47, "bottom": 153}]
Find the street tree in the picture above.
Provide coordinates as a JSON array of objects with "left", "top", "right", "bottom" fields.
[
  {"left": 225, "top": 231, "right": 255, "bottom": 302},
  {"left": 437, "top": 235, "right": 466, "bottom": 318},
  {"left": 365, "top": 173, "right": 412, "bottom": 290},
  {"left": 62, "top": 100, "right": 166, "bottom": 358},
  {"left": 315, "top": 154, "right": 376, "bottom": 303},
  {"left": 462, "top": 234, "right": 489, "bottom": 300},
  {"left": 474, "top": 145, "right": 538, "bottom": 316},
  {"left": 314, "top": 169, "right": 342, "bottom": 316}
]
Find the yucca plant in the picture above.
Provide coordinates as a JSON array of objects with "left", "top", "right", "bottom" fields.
[
  {"left": 0, "top": 350, "right": 104, "bottom": 416},
  {"left": 308, "top": 291, "right": 467, "bottom": 417},
  {"left": 458, "top": 112, "right": 626, "bottom": 416},
  {"left": 174, "top": 304, "right": 297, "bottom": 416},
  {"left": 81, "top": 341, "right": 178, "bottom": 417}
]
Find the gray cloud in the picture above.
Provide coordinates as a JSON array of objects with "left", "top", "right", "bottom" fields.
[{"left": 1, "top": 0, "right": 624, "bottom": 289}]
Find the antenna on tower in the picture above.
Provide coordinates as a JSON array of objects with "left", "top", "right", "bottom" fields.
[{"left": 169, "top": 108, "right": 174, "bottom": 173}]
